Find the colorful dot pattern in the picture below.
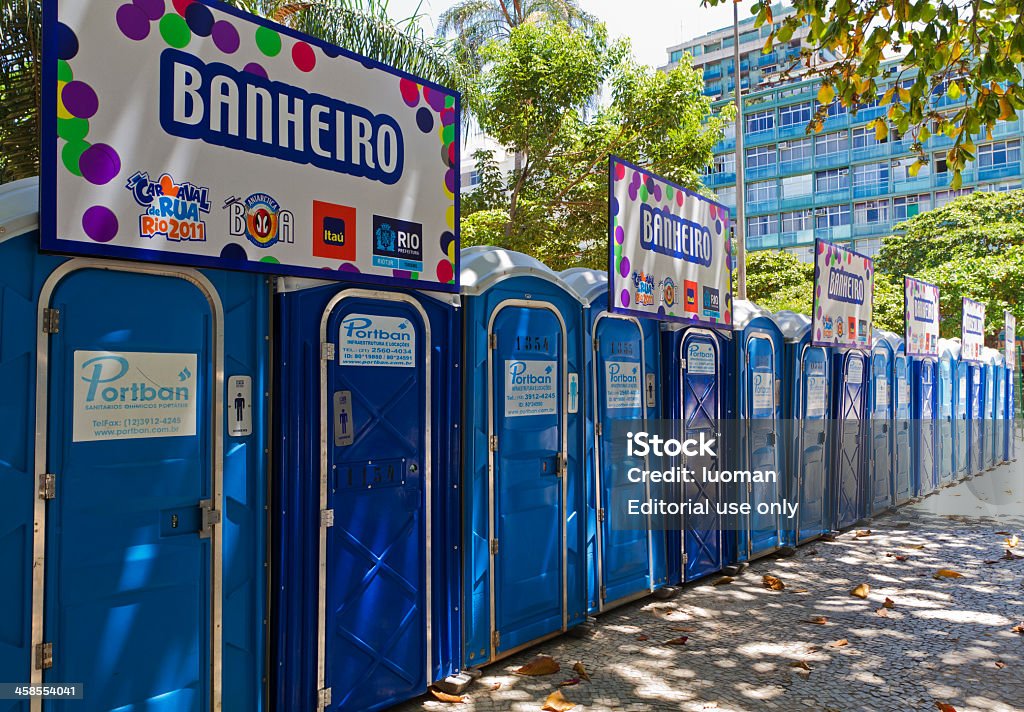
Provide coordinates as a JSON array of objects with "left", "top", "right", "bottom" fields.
[
  {"left": 904, "top": 277, "right": 940, "bottom": 357},
  {"left": 611, "top": 161, "right": 732, "bottom": 327}
]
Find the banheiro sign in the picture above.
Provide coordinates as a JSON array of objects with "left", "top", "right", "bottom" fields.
[
  {"left": 904, "top": 277, "right": 940, "bottom": 357},
  {"left": 609, "top": 156, "right": 732, "bottom": 328},
  {"left": 72, "top": 350, "right": 198, "bottom": 442},
  {"left": 961, "top": 297, "right": 986, "bottom": 363},
  {"left": 43, "top": 0, "right": 459, "bottom": 291},
  {"left": 1006, "top": 311, "right": 1016, "bottom": 370},
  {"left": 811, "top": 239, "right": 874, "bottom": 350}
]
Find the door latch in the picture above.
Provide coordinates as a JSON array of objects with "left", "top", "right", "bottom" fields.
[{"left": 198, "top": 499, "right": 221, "bottom": 539}]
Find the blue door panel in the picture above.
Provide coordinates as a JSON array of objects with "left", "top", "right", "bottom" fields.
[
  {"left": 893, "top": 357, "right": 913, "bottom": 503},
  {"left": 45, "top": 269, "right": 212, "bottom": 712},
  {"left": 834, "top": 352, "right": 865, "bottom": 530},
  {"left": 745, "top": 335, "right": 780, "bottom": 558},
  {"left": 869, "top": 350, "right": 892, "bottom": 515},
  {"left": 937, "top": 358, "right": 954, "bottom": 484},
  {"left": 796, "top": 348, "right": 828, "bottom": 542}
]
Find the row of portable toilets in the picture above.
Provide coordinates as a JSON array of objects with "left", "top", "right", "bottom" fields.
[{"left": 0, "top": 177, "right": 1017, "bottom": 712}]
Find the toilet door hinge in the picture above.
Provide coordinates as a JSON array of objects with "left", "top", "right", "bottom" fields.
[
  {"left": 317, "top": 687, "right": 332, "bottom": 711},
  {"left": 556, "top": 453, "right": 566, "bottom": 477},
  {"left": 492, "top": 630, "right": 500, "bottom": 649},
  {"left": 593, "top": 338, "right": 600, "bottom": 352},
  {"left": 42, "top": 308, "right": 60, "bottom": 334},
  {"left": 489, "top": 334, "right": 497, "bottom": 349},
  {"left": 321, "top": 509, "right": 335, "bottom": 528},
  {"left": 39, "top": 473, "right": 56, "bottom": 500},
  {"left": 682, "top": 552, "right": 688, "bottom": 565},
  {"left": 35, "top": 642, "right": 52, "bottom": 670},
  {"left": 600, "top": 584, "right": 607, "bottom": 600},
  {"left": 595, "top": 422, "right": 603, "bottom": 436},
  {"left": 597, "top": 508, "right": 606, "bottom": 523},
  {"left": 681, "top": 359, "right": 687, "bottom": 370},
  {"left": 198, "top": 499, "right": 221, "bottom": 538},
  {"left": 321, "top": 342, "right": 336, "bottom": 360},
  {"left": 489, "top": 435, "right": 498, "bottom": 451},
  {"left": 490, "top": 538, "right": 499, "bottom": 555}
]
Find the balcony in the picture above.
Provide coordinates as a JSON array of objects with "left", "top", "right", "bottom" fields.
[
  {"left": 747, "top": 234, "right": 781, "bottom": 250},
  {"left": 813, "top": 187, "right": 851, "bottom": 205},
  {"left": 851, "top": 105, "right": 886, "bottom": 123},
  {"left": 779, "top": 229, "right": 816, "bottom": 246},
  {"left": 779, "top": 193, "right": 813, "bottom": 211},
  {"left": 745, "top": 127, "right": 777, "bottom": 146},
  {"left": 703, "top": 171, "right": 736, "bottom": 188},
  {"left": 853, "top": 181, "right": 890, "bottom": 199},
  {"left": 745, "top": 163, "right": 778, "bottom": 181},
  {"left": 815, "top": 225, "right": 853, "bottom": 241},
  {"left": 990, "top": 120, "right": 1022, "bottom": 138},
  {"left": 813, "top": 151, "right": 851, "bottom": 170},
  {"left": 851, "top": 143, "right": 891, "bottom": 161},
  {"left": 976, "top": 162, "right": 1023, "bottom": 182},
  {"left": 746, "top": 197, "right": 779, "bottom": 214},
  {"left": 715, "top": 136, "right": 737, "bottom": 152},
  {"left": 933, "top": 169, "right": 976, "bottom": 187},
  {"left": 821, "top": 113, "right": 850, "bottom": 131},
  {"left": 891, "top": 176, "right": 932, "bottom": 193},
  {"left": 777, "top": 122, "right": 810, "bottom": 140},
  {"left": 852, "top": 221, "right": 892, "bottom": 237},
  {"left": 758, "top": 52, "right": 778, "bottom": 67},
  {"left": 704, "top": 66, "right": 723, "bottom": 80},
  {"left": 778, "top": 157, "right": 813, "bottom": 175}
]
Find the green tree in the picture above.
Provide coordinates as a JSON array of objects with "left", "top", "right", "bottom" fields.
[
  {"left": 875, "top": 189, "right": 1024, "bottom": 277},
  {"left": 0, "top": 0, "right": 41, "bottom": 183},
  {"left": 872, "top": 272, "right": 905, "bottom": 336},
  {"left": 744, "top": 249, "right": 814, "bottom": 315},
  {"left": 461, "top": 22, "right": 732, "bottom": 270},
  {"left": 708, "top": 0, "right": 1024, "bottom": 182}
]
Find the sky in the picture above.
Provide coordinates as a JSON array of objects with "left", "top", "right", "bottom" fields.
[{"left": 384, "top": 0, "right": 740, "bottom": 69}]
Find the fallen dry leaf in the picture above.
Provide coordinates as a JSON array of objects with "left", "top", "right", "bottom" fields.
[
  {"left": 876, "top": 607, "right": 889, "bottom": 617},
  {"left": 1011, "top": 622, "right": 1024, "bottom": 635},
  {"left": 491, "top": 683, "right": 502, "bottom": 691},
  {"left": 515, "top": 655, "right": 560, "bottom": 676},
  {"left": 934, "top": 703, "right": 957, "bottom": 712},
  {"left": 850, "top": 583, "right": 871, "bottom": 599},
  {"left": 830, "top": 639, "right": 849, "bottom": 648},
  {"left": 995, "top": 660, "right": 1006, "bottom": 669},
  {"left": 1007, "top": 535, "right": 1020, "bottom": 549},
  {"left": 635, "top": 635, "right": 649, "bottom": 641},
  {"left": 788, "top": 661, "right": 811, "bottom": 671},
  {"left": 763, "top": 574, "right": 785, "bottom": 591},
  {"left": 806, "top": 616, "right": 828, "bottom": 625},
  {"left": 665, "top": 636, "right": 689, "bottom": 645},
  {"left": 559, "top": 678, "right": 580, "bottom": 687},
  {"left": 995, "top": 531, "right": 1012, "bottom": 535},
  {"left": 571, "top": 661, "right": 590, "bottom": 681},
  {"left": 670, "top": 625, "right": 696, "bottom": 632},
  {"left": 904, "top": 544, "right": 926, "bottom": 550},
  {"left": 790, "top": 588, "right": 809, "bottom": 593},
  {"left": 883, "top": 597, "right": 895, "bottom": 609},
  {"left": 712, "top": 576, "right": 734, "bottom": 586},
  {"left": 933, "top": 569, "right": 964, "bottom": 580},
  {"left": 542, "top": 690, "right": 575, "bottom": 712},
  {"left": 430, "top": 688, "right": 465, "bottom": 703},
  {"left": 855, "top": 530, "right": 872, "bottom": 538}
]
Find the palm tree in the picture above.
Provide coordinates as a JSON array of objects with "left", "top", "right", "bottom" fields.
[
  {"left": 0, "top": 0, "right": 457, "bottom": 186},
  {"left": 437, "top": 0, "right": 594, "bottom": 68}
]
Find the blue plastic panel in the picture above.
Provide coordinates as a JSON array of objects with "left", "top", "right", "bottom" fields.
[
  {"left": 936, "top": 357, "right": 954, "bottom": 485},
  {"left": 912, "top": 360, "right": 937, "bottom": 496},
  {"left": 868, "top": 347, "right": 892, "bottom": 515},
  {"left": 743, "top": 335, "right": 782, "bottom": 558},
  {"left": 892, "top": 356, "right": 913, "bottom": 504},
  {"left": 833, "top": 351, "right": 866, "bottom": 530}
]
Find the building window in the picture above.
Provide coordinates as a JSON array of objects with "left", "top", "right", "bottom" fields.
[
  {"left": 713, "top": 153, "right": 736, "bottom": 173},
  {"left": 779, "top": 138, "right": 812, "bottom": 166},
  {"left": 740, "top": 30, "right": 759, "bottom": 44},
  {"left": 692, "top": 45, "right": 703, "bottom": 56},
  {"left": 462, "top": 171, "right": 480, "bottom": 187},
  {"left": 978, "top": 139, "right": 1022, "bottom": 168},
  {"left": 979, "top": 181, "right": 1022, "bottom": 192},
  {"left": 933, "top": 151, "right": 949, "bottom": 174},
  {"left": 716, "top": 185, "right": 737, "bottom": 206},
  {"left": 934, "top": 188, "right": 973, "bottom": 208},
  {"left": 854, "top": 199, "right": 889, "bottom": 224},
  {"left": 853, "top": 161, "right": 889, "bottom": 187},
  {"left": 892, "top": 194, "right": 932, "bottom": 221},
  {"left": 747, "top": 214, "right": 779, "bottom": 237},
  {"left": 789, "top": 246, "right": 815, "bottom": 263},
  {"left": 781, "top": 173, "right": 813, "bottom": 198},
  {"left": 856, "top": 238, "right": 883, "bottom": 257},
  {"left": 815, "top": 168, "right": 849, "bottom": 193},
  {"left": 825, "top": 100, "right": 847, "bottom": 118},
  {"left": 746, "top": 109, "right": 775, "bottom": 133},
  {"left": 747, "top": 180, "right": 778, "bottom": 203},
  {"left": 815, "top": 204, "right": 851, "bottom": 228},
  {"left": 782, "top": 209, "right": 813, "bottom": 232},
  {"left": 852, "top": 125, "right": 887, "bottom": 148},
  {"left": 892, "top": 157, "right": 930, "bottom": 182},
  {"left": 705, "top": 41, "right": 720, "bottom": 53},
  {"left": 670, "top": 49, "right": 683, "bottom": 63},
  {"left": 815, "top": 131, "right": 849, "bottom": 157},
  {"left": 779, "top": 101, "right": 812, "bottom": 127},
  {"left": 746, "top": 145, "right": 777, "bottom": 169}
]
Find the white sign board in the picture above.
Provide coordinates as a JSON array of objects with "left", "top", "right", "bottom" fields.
[
  {"left": 44, "top": 1, "right": 459, "bottom": 291},
  {"left": 228, "top": 374, "right": 252, "bottom": 436},
  {"left": 73, "top": 350, "right": 198, "bottom": 442},
  {"left": 505, "top": 360, "right": 558, "bottom": 418},
  {"left": 812, "top": 240, "right": 874, "bottom": 350},
  {"left": 807, "top": 375, "right": 826, "bottom": 417},
  {"left": 604, "top": 361, "right": 642, "bottom": 410},
  {"left": 904, "top": 277, "right": 940, "bottom": 357},
  {"left": 876, "top": 375, "right": 889, "bottom": 410},
  {"left": 1006, "top": 311, "right": 1016, "bottom": 370},
  {"left": 846, "top": 356, "right": 864, "bottom": 384},
  {"left": 339, "top": 314, "right": 415, "bottom": 368},
  {"left": 609, "top": 156, "right": 732, "bottom": 328},
  {"left": 753, "top": 372, "right": 774, "bottom": 412},
  {"left": 961, "top": 297, "right": 986, "bottom": 363},
  {"left": 686, "top": 341, "right": 717, "bottom": 375}
]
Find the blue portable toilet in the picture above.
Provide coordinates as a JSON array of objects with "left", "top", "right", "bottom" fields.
[
  {"left": 987, "top": 348, "right": 1006, "bottom": 467},
  {"left": 891, "top": 335, "right": 914, "bottom": 504},
  {"left": 459, "top": 247, "right": 587, "bottom": 667},
  {"left": 942, "top": 339, "right": 970, "bottom": 481},
  {"left": 967, "top": 355, "right": 986, "bottom": 475},
  {"left": 661, "top": 322, "right": 734, "bottom": 582},
  {"left": 775, "top": 311, "right": 830, "bottom": 545},
  {"left": 983, "top": 349, "right": 997, "bottom": 470},
  {"left": 936, "top": 342, "right": 956, "bottom": 486},
  {"left": 831, "top": 346, "right": 869, "bottom": 529},
  {"left": 560, "top": 269, "right": 668, "bottom": 613},
  {"left": 273, "top": 276, "right": 463, "bottom": 711},
  {"left": 732, "top": 300, "right": 785, "bottom": 561},
  {"left": 867, "top": 331, "right": 896, "bottom": 516},
  {"left": 0, "top": 178, "right": 268, "bottom": 712},
  {"left": 911, "top": 355, "right": 938, "bottom": 496}
]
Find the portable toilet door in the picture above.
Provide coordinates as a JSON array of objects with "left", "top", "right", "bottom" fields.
[
  {"left": 832, "top": 348, "right": 869, "bottom": 530},
  {"left": 936, "top": 345, "right": 956, "bottom": 486},
  {"left": 0, "top": 178, "right": 269, "bottom": 712},
  {"left": 661, "top": 323, "right": 732, "bottom": 583},
  {"left": 868, "top": 334, "right": 895, "bottom": 516},
  {"left": 560, "top": 269, "right": 667, "bottom": 613},
  {"left": 733, "top": 301, "right": 785, "bottom": 561},
  {"left": 911, "top": 357, "right": 938, "bottom": 496},
  {"left": 943, "top": 339, "right": 970, "bottom": 481},
  {"left": 983, "top": 351, "right": 996, "bottom": 469},
  {"left": 989, "top": 349, "right": 1006, "bottom": 466},
  {"left": 968, "top": 360, "right": 985, "bottom": 475},
  {"left": 775, "top": 311, "right": 830, "bottom": 545},
  {"left": 273, "top": 277, "right": 462, "bottom": 712},
  {"left": 892, "top": 338, "right": 914, "bottom": 504},
  {"left": 460, "top": 247, "right": 587, "bottom": 666}
]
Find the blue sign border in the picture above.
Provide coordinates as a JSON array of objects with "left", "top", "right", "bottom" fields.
[
  {"left": 40, "top": 0, "right": 461, "bottom": 293},
  {"left": 607, "top": 154, "right": 733, "bottom": 330}
]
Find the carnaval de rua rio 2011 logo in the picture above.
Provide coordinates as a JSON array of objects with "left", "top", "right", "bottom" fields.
[{"left": 126, "top": 172, "right": 210, "bottom": 243}]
